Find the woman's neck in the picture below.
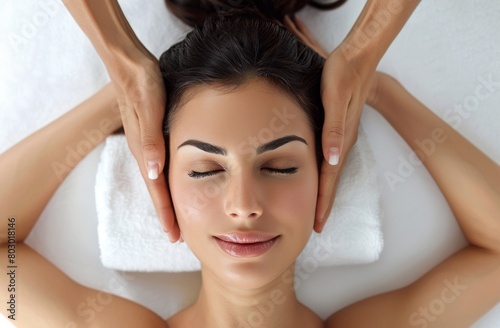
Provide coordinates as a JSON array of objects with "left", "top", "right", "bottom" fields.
[{"left": 185, "top": 265, "right": 322, "bottom": 328}]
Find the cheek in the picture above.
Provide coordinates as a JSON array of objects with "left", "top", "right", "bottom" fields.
[
  {"left": 268, "top": 171, "right": 318, "bottom": 231},
  {"left": 169, "top": 170, "right": 220, "bottom": 243},
  {"left": 172, "top": 184, "right": 208, "bottom": 222},
  {"left": 169, "top": 170, "right": 203, "bottom": 234}
]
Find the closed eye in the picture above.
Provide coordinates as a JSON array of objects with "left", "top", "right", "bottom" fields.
[
  {"left": 188, "top": 167, "right": 298, "bottom": 178},
  {"left": 263, "top": 167, "right": 298, "bottom": 175},
  {"left": 188, "top": 170, "right": 224, "bottom": 179}
]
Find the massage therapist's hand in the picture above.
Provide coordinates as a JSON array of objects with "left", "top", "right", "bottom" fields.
[
  {"left": 285, "top": 0, "right": 421, "bottom": 232},
  {"left": 62, "top": 0, "right": 180, "bottom": 242},
  {"left": 284, "top": 15, "right": 369, "bottom": 232},
  {"left": 315, "top": 48, "right": 374, "bottom": 231},
  {"left": 112, "top": 51, "right": 180, "bottom": 243}
]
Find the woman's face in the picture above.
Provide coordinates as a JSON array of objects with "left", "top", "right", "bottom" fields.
[{"left": 168, "top": 78, "right": 318, "bottom": 289}]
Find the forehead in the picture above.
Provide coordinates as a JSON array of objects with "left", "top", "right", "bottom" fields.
[{"left": 169, "top": 79, "right": 312, "bottom": 146}]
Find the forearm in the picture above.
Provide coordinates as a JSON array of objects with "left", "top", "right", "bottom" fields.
[
  {"left": 62, "top": 0, "right": 148, "bottom": 69},
  {"left": 0, "top": 84, "right": 121, "bottom": 242},
  {"left": 372, "top": 74, "right": 500, "bottom": 253},
  {"left": 340, "top": 0, "right": 420, "bottom": 70}
]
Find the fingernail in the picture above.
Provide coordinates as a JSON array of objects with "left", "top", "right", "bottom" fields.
[
  {"left": 147, "top": 161, "right": 159, "bottom": 180},
  {"left": 328, "top": 147, "right": 340, "bottom": 165},
  {"left": 317, "top": 210, "right": 327, "bottom": 223}
]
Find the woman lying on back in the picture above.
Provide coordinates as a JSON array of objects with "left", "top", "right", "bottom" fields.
[{"left": 0, "top": 8, "right": 499, "bottom": 328}]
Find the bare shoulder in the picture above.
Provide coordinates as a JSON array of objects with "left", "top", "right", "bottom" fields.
[
  {"left": 77, "top": 285, "right": 169, "bottom": 328},
  {"left": 325, "top": 247, "right": 500, "bottom": 328},
  {"left": 325, "top": 288, "right": 405, "bottom": 328},
  {"left": 165, "top": 304, "right": 195, "bottom": 328},
  {"left": 0, "top": 243, "right": 168, "bottom": 328}
]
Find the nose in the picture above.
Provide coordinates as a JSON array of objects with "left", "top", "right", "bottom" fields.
[{"left": 224, "top": 171, "right": 263, "bottom": 220}]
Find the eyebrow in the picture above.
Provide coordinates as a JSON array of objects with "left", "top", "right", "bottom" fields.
[{"left": 177, "top": 135, "right": 307, "bottom": 155}]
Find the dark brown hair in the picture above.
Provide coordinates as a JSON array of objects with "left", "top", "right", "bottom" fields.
[
  {"left": 159, "top": 10, "right": 325, "bottom": 168},
  {"left": 165, "top": 0, "right": 348, "bottom": 27}
]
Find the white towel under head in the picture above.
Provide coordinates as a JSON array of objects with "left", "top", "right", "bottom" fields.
[{"left": 95, "top": 127, "right": 382, "bottom": 272}]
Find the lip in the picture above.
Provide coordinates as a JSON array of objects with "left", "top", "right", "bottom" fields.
[{"left": 213, "top": 232, "right": 280, "bottom": 258}]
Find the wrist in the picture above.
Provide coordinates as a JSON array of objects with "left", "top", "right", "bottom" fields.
[
  {"left": 339, "top": 33, "right": 382, "bottom": 74},
  {"left": 366, "top": 72, "right": 381, "bottom": 108},
  {"left": 102, "top": 40, "right": 156, "bottom": 79},
  {"left": 367, "top": 73, "right": 404, "bottom": 117},
  {"left": 95, "top": 23, "right": 152, "bottom": 78},
  {"left": 63, "top": 0, "right": 152, "bottom": 75},
  {"left": 338, "top": 0, "right": 421, "bottom": 70},
  {"left": 84, "top": 84, "right": 123, "bottom": 135}
]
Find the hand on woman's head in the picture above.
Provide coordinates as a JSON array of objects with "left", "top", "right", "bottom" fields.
[
  {"left": 280, "top": 13, "right": 363, "bottom": 233},
  {"left": 314, "top": 48, "right": 372, "bottom": 230},
  {"left": 107, "top": 47, "right": 180, "bottom": 243},
  {"left": 161, "top": 0, "right": 351, "bottom": 238},
  {"left": 280, "top": 9, "right": 377, "bottom": 234},
  {"left": 159, "top": 13, "right": 326, "bottom": 265}
]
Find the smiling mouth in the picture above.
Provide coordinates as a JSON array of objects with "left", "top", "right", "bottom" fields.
[{"left": 213, "top": 235, "right": 280, "bottom": 258}]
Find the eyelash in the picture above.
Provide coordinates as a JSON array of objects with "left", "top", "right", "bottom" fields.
[
  {"left": 265, "top": 167, "right": 298, "bottom": 175},
  {"left": 188, "top": 167, "right": 298, "bottom": 179},
  {"left": 188, "top": 170, "right": 223, "bottom": 179}
]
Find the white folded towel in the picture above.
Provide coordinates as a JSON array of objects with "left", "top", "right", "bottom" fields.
[{"left": 95, "top": 126, "right": 382, "bottom": 272}]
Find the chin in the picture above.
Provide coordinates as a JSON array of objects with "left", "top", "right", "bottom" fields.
[
  {"left": 203, "top": 242, "right": 299, "bottom": 290},
  {"left": 217, "top": 259, "right": 293, "bottom": 290}
]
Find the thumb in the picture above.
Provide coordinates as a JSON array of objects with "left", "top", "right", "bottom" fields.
[
  {"left": 139, "top": 114, "right": 166, "bottom": 180},
  {"left": 142, "top": 132, "right": 166, "bottom": 180},
  {"left": 322, "top": 97, "right": 348, "bottom": 166}
]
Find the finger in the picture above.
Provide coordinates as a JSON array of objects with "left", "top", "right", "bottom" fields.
[
  {"left": 283, "top": 15, "right": 303, "bottom": 39},
  {"left": 120, "top": 102, "right": 142, "bottom": 158},
  {"left": 284, "top": 15, "right": 311, "bottom": 46},
  {"left": 143, "top": 170, "right": 181, "bottom": 242},
  {"left": 321, "top": 89, "right": 349, "bottom": 166},
  {"left": 132, "top": 87, "right": 167, "bottom": 180},
  {"left": 314, "top": 159, "right": 341, "bottom": 233},
  {"left": 291, "top": 15, "right": 313, "bottom": 41},
  {"left": 284, "top": 15, "right": 327, "bottom": 58},
  {"left": 139, "top": 152, "right": 181, "bottom": 243},
  {"left": 120, "top": 99, "right": 180, "bottom": 242},
  {"left": 292, "top": 15, "right": 330, "bottom": 57},
  {"left": 134, "top": 97, "right": 180, "bottom": 242}
]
